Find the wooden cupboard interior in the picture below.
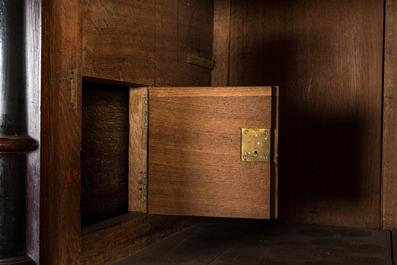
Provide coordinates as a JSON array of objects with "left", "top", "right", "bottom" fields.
[
  {"left": 40, "top": 0, "right": 397, "bottom": 264},
  {"left": 81, "top": 81, "right": 279, "bottom": 222}
]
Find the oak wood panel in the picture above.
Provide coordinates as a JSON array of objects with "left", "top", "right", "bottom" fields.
[
  {"left": 81, "top": 81, "right": 130, "bottom": 227},
  {"left": 82, "top": 0, "right": 156, "bottom": 85},
  {"left": 382, "top": 0, "right": 397, "bottom": 230},
  {"left": 80, "top": 1, "right": 214, "bottom": 263},
  {"left": 212, "top": 0, "right": 231, "bottom": 86},
  {"left": 227, "top": 0, "right": 383, "bottom": 228},
  {"left": 82, "top": 214, "right": 148, "bottom": 265},
  {"left": 82, "top": 0, "right": 214, "bottom": 87},
  {"left": 148, "top": 86, "right": 275, "bottom": 219},
  {"left": 154, "top": 0, "right": 213, "bottom": 86},
  {"left": 40, "top": 0, "right": 83, "bottom": 263},
  {"left": 129, "top": 87, "right": 148, "bottom": 212}
]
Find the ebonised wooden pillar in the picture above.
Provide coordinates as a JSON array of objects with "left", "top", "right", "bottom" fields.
[{"left": 0, "top": 0, "right": 37, "bottom": 264}]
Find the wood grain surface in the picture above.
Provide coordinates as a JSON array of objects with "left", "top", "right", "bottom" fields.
[
  {"left": 382, "top": 0, "right": 397, "bottom": 230},
  {"left": 271, "top": 86, "right": 279, "bottom": 219},
  {"left": 226, "top": 0, "right": 384, "bottom": 228},
  {"left": 212, "top": 0, "right": 231, "bottom": 86},
  {"left": 82, "top": 0, "right": 213, "bottom": 87},
  {"left": 81, "top": 81, "right": 130, "bottom": 227},
  {"left": 148, "top": 86, "right": 276, "bottom": 219},
  {"left": 79, "top": 1, "right": 215, "bottom": 263},
  {"left": 40, "top": 0, "right": 83, "bottom": 263},
  {"left": 187, "top": 53, "right": 216, "bottom": 70},
  {"left": 81, "top": 214, "right": 195, "bottom": 265},
  {"left": 129, "top": 87, "right": 148, "bottom": 212}
]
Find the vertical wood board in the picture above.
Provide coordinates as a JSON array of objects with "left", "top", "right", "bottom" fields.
[
  {"left": 148, "top": 86, "right": 276, "bottom": 219},
  {"left": 129, "top": 87, "right": 148, "bottom": 212},
  {"left": 271, "top": 86, "right": 279, "bottom": 218},
  {"left": 40, "top": 0, "right": 83, "bottom": 263},
  {"left": 212, "top": 0, "right": 231, "bottom": 86},
  {"left": 382, "top": 0, "right": 397, "bottom": 230}
]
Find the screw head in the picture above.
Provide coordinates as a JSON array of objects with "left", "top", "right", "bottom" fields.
[
  {"left": 257, "top": 142, "right": 261, "bottom": 145},
  {"left": 142, "top": 195, "right": 147, "bottom": 201},
  {"left": 144, "top": 111, "right": 148, "bottom": 116},
  {"left": 244, "top": 130, "right": 248, "bottom": 135},
  {"left": 243, "top": 155, "right": 248, "bottom": 160},
  {"left": 144, "top": 99, "right": 148, "bottom": 105},
  {"left": 264, "top": 156, "right": 268, "bottom": 160},
  {"left": 144, "top": 122, "right": 148, "bottom": 127},
  {"left": 143, "top": 173, "right": 147, "bottom": 179},
  {"left": 264, "top": 131, "right": 268, "bottom": 135},
  {"left": 143, "top": 184, "right": 147, "bottom": 190}
]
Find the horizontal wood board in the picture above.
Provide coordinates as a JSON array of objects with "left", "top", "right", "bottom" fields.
[
  {"left": 227, "top": 0, "right": 383, "bottom": 228},
  {"left": 82, "top": 0, "right": 214, "bottom": 87},
  {"left": 148, "top": 86, "right": 275, "bottom": 219}
]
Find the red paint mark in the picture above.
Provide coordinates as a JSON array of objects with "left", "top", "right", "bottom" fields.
[
  {"left": 65, "top": 169, "right": 82, "bottom": 188},
  {"left": 74, "top": 170, "right": 82, "bottom": 180}
]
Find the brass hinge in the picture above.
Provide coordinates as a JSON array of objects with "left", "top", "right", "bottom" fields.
[
  {"left": 141, "top": 172, "right": 147, "bottom": 201},
  {"left": 241, "top": 128, "right": 271, "bottom": 162},
  {"left": 143, "top": 98, "right": 149, "bottom": 128},
  {"left": 68, "top": 69, "right": 77, "bottom": 109}
]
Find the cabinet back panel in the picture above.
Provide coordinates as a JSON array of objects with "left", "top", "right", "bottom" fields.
[
  {"left": 81, "top": 81, "right": 129, "bottom": 227},
  {"left": 225, "top": 0, "right": 383, "bottom": 228}
]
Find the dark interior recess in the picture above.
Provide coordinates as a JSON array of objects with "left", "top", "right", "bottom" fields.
[{"left": 81, "top": 80, "right": 130, "bottom": 227}]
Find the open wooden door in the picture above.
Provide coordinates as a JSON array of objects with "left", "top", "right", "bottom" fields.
[{"left": 129, "top": 86, "right": 278, "bottom": 219}]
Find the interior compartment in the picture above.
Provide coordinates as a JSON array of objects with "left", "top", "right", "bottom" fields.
[{"left": 81, "top": 80, "right": 130, "bottom": 227}]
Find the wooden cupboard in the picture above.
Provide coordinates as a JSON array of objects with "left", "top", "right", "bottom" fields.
[{"left": 37, "top": 0, "right": 397, "bottom": 264}]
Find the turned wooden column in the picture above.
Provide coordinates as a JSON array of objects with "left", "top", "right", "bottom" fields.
[{"left": 0, "top": 0, "right": 37, "bottom": 264}]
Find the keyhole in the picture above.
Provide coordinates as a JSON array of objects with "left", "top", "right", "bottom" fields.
[{"left": 253, "top": 151, "right": 258, "bottom": 157}]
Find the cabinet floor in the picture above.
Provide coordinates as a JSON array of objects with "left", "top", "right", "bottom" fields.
[{"left": 114, "top": 219, "right": 393, "bottom": 265}]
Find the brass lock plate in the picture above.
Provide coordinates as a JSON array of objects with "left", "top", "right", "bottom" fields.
[{"left": 241, "top": 128, "right": 271, "bottom": 162}]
